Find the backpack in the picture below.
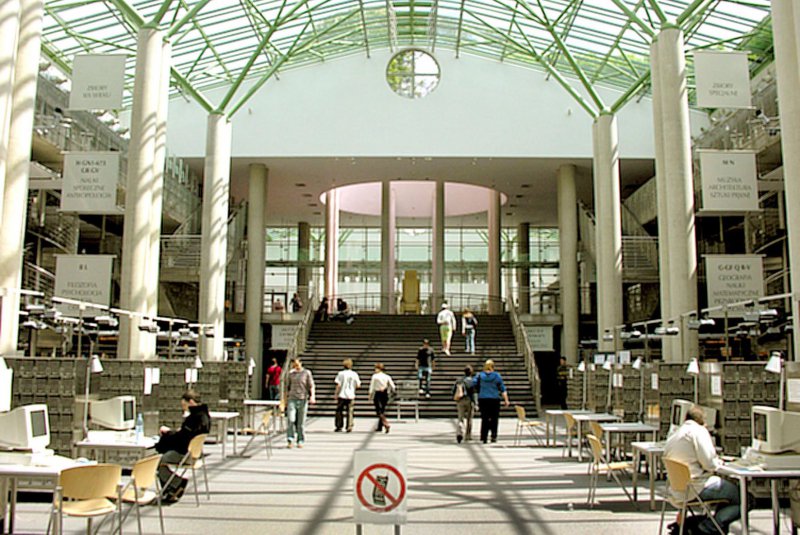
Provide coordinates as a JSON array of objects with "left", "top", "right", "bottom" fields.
[{"left": 453, "top": 381, "right": 465, "bottom": 401}]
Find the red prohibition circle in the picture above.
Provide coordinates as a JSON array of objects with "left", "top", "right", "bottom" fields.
[{"left": 356, "top": 463, "right": 406, "bottom": 513}]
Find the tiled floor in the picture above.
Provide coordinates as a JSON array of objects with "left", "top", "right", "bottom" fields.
[{"left": 7, "top": 416, "right": 785, "bottom": 534}]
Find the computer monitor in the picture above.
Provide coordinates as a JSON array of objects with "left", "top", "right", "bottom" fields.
[
  {"left": 667, "top": 399, "right": 718, "bottom": 437},
  {"left": 751, "top": 406, "right": 800, "bottom": 454},
  {"left": 0, "top": 404, "right": 50, "bottom": 451},
  {"left": 90, "top": 396, "right": 136, "bottom": 431}
]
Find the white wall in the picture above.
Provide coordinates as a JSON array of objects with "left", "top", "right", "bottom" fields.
[{"left": 164, "top": 50, "right": 708, "bottom": 159}]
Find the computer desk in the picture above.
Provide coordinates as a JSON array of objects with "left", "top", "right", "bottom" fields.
[
  {"left": 717, "top": 463, "right": 800, "bottom": 535},
  {"left": 0, "top": 455, "right": 84, "bottom": 534},
  {"left": 209, "top": 411, "right": 240, "bottom": 459},
  {"left": 74, "top": 431, "right": 157, "bottom": 465}
]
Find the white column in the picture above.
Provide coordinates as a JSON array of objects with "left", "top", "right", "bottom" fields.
[
  {"left": 649, "top": 37, "right": 676, "bottom": 361},
  {"left": 592, "top": 113, "right": 623, "bottom": 351},
  {"left": 324, "top": 189, "right": 339, "bottom": 310},
  {"left": 246, "top": 164, "right": 267, "bottom": 397},
  {"left": 297, "top": 222, "right": 310, "bottom": 301},
  {"left": 658, "top": 28, "right": 698, "bottom": 362},
  {"left": 381, "top": 180, "right": 396, "bottom": 313},
  {"left": 557, "top": 164, "right": 579, "bottom": 364},
  {"left": 0, "top": 0, "right": 42, "bottom": 355},
  {"left": 118, "top": 27, "right": 163, "bottom": 361},
  {"left": 487, "top": 189, "right": 502, "bottom": 314},
  {"left": 517, "top": 222, "right": 530, "bottom": 314},
  {"left": 145, "top": 40, "right": 171, "bottom": 337},
  {"left": 772, "top": 0, "right": 800, "bottom": 359},
  {"left": 198, "top": 113, "right": 232, "bottom": 362},
  {"left": 0, "top": 0, "right": 20, "bottom": 225},
  {"left": 431, "top": 181, "right": 445, "bottom": 310}
]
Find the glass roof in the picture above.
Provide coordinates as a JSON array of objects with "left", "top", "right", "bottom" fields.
[{"left": 40, "top": 0, "right": 772, "bottom": 116}]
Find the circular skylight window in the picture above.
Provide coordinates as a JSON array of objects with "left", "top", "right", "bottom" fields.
[{"left": 386, "top": 49, "right": 440, "bottom": 99}]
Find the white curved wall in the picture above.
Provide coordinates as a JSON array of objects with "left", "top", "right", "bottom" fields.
[{"left": 164, "top": 49, "right": 708, "bottom": 158}]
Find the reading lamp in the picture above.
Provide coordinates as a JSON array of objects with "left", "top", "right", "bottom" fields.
[
  {"left": 603, "top": 357, "right": 614, "bottom": 412},
  {"left": 765, "top": 351, "right": 785, "bottom": 411},
  {"left": 686, "top": 358, "right": 700, "bottom": 404},
  {"left": 82, "top": 354, "right": 104, "bottom": 439},
  {"left": 632, "top": 357, "right": 645, "bottom": 420},
  {"left": 577, "top": 361, "right": 587, "bottom": 409}
]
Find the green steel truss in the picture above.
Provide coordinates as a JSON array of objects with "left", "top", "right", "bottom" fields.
[{"left": 40, "top": 0, "right": 772, "bottom": 117}]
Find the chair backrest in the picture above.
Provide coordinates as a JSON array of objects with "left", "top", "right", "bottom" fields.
[
  {"left": 586, "top": 434, "right": 605, "bottom": 465},
  {"left": 60, "top": 464, "right": 122, "bottom": 500},
  {"left": 187, "top": 433, "right": 208, "bottom": 461},
  {"left": 663, "top": 457, "right": 692, "bottom": 494},
  {"left": 131, "top": 454, "right": 161, "bottom": 490},
  {"left": 563, "top": 412, "right": 576, "bottom": 432},
  {"left": 260, "top": 411, "right": 272, "bottom": 430},
  {"left": 397, "top": 380, "right": 418, "bottom": 400},
  {"left": 515, "top": 405, "right": 526, "bottom": 421},
  {"left": 590, "top": 421, "right": 605, "bottom": 440}
]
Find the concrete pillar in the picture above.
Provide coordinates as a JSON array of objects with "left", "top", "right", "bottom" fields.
[
  {"left": 145, "top": 40, "right": 171, "bottom": 335},
  {"left": 198, "top": 113, "right": 232, "bottom": 362},
  {"left": 592, "top": 113, "right": 624, "bottom": 351},
  {"left": 557, "top": 164, "right": 579, "bottom": 364},
  {"left": 0, "top": 0, "right": 20, "bottom": 225},
  {"left": 324, "top": 189, "right": 339, "bottom": 311},
  {"left": 297, "top": 221, "right": 311, "bottom": 302},
  {"left": 118, "top": 27, "right": 163, "bottom": 361},
  {"left": 772, "top": 0, "right": 800, "bottom": 360},
  {"left": 246, "top": 164, "right": 267, "bottom": 397},
  {"left": 657, "top": 28, "right": 698, "bottom": 362},
  {"left": 381, "top": 180, "right": 396, "bottom": 314},
  {"left": 649, "top": 37, "right": 676, "bottom": 361},
  {"left": 431, "top": 182, "right": 445, "bottom": 311},
  {"left": 517, "top": 222, "right": 530, "bottom": 314},
  {"left": 0, "top": 0, "right": 42, "bottom": 355},
  {"left": 487, "top": 189, "right": 502, "bottom": 314}
]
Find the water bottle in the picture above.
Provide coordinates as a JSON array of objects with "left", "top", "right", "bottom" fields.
[{"left": 135, "top": 413, "right": 144, "bottom": 441}]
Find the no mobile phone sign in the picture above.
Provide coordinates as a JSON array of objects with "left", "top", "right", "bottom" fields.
[{"left": 353, "top": 450, "right": 407, "bottom": 525}]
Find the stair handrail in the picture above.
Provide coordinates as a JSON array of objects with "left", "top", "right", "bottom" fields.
[
  {"left": 279, "top": 291, "right": 319, "bottom": 401},
  {"left": 508, "top": 299, "right": 542, "bottom": 417}
]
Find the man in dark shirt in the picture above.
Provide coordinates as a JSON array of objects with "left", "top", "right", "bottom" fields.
[
  {"left": 155, "top": 390, "right": 211, "bottom": 502},
  {"left": 556, "top": 356, "right": 569, "bottom": 409},
  {"left": 416, "top": 339, "right": 436, "bottom": 398}
]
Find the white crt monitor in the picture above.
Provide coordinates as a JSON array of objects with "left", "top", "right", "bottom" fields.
[
  {"left": 668, "top": 399, "right": 718, "bottom": 437},
  {"left": 752, "top": 406, "right": 800, "bottom": 454},
  {"left": 0, "top": 404, "right": 50, "bottom": 451},
  {"left": 90, "top": 395, "right": 136, "bottom": 431}
]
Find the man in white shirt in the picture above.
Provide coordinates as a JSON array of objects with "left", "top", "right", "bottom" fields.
[
  {"left": 334, "top": 358, "right": 361, "bottom": 433},
  {"left": 664, "top": 406, "right": 740, "bottom": 534},
  {"left": 436, "top": 303, "right": 457, "bottom": 356}
]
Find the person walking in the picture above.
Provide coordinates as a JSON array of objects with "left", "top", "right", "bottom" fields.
[
  {"left": 556, "top": 356, "right": 569, "bottom": 410},
  {"left": 286, "top": 358, "right": 316, "bottom": 448},
  {"left": 461, "top": 308, "right": 478, "bottom": 354},
  {"left": 334, "top": 358, "right": 361, "bottom": 432},
  {"left": 266, "top": 358, "right": 282, "bottom": 401},
  {"left": 436, "top": 303, "right": 457, "bottom": 356},
  {"left": 452, "top": 365, "right": 476, "bottom": 443},
  {"left": 290, "top": 292, "right": 303, "bottom": 313},
  {"left": 416, "top": 339, "right": 435, "bottom": 398},
  {"left": 368, "top": 363, "right": 395, "bottom": 433},
  {"left": 474, "top": 359, "right": 510, "bottom": 443}
]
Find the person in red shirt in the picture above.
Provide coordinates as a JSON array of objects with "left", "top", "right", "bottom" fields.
[{"left": 266, "top": 358, "right": 282, "bottom": 400}]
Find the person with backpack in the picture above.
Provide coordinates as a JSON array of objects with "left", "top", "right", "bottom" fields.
[
  {"left": 452, "top": 365, "right": 476, "bottom": 443},
  {"left": 474, "top": 359, "right": 510, "bottom": 443}
]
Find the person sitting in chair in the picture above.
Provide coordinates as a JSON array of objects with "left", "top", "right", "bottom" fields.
[
  {"left": 664, "top": 405, "right": 740, "bottom": 534},
  {"left": 155, "top": 390, "right": 211, "bottom": 503}
]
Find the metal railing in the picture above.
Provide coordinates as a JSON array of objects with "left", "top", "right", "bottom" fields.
[
  {"left": 508, "top": 299, "right": 542, "bottom": 416},
  {"left": 279, "top": 292, "right": 319, "bottom": 400},
  {"left": 21, "top": 262, "right": 56, "bottom": 300}
]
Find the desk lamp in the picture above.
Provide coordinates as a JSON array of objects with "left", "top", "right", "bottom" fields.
[
  {"left": 82, "top": 354, "right": 104, "bottom": 439},
  {"left": 765, "top": 351, "right": 785, "bottom": 411},
  {"left": 686, "top": 358, "right": 700, "bottom": 404}
]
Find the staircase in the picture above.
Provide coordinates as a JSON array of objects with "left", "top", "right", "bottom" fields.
[{"left": 301, "top": 314, "right": 538, "bottom": 420}]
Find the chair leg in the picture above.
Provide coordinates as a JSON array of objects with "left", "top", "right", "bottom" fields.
[
  {"left": 658, "top": 498, "right": 667, "bottom": 535},
  {"left": 156, "top": 480, "right": 165, "bottom": 535},
  {"left": 611, "top": 471, "right": 634, "bottom": 503},
  {"left": 202, "top": 462, "right": 210, "bottom": 500},
  {"left": 191, "top": 465, "right": 200, "bottom": 507}
]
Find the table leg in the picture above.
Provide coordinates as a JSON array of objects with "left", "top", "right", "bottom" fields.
[
  {"left": 648, "top": 452, "right": 656, "bottom": 511},
  {"left": 9, "top": 478, "right": 17, "bottom": 534},
  {"left": 577, "top": 422, "right": 583, "bottom": 462},
  {"left": 605, "top": 431, "right": 612, "bottom": 464},
  {"left": 0, "top": 478, "right": 8, "bottom": 535},
  {"left": 632, "top": 449, "right": 639, "bottom": 503},
  {"left": 771, "top": 480, "right": 780, "bottom": 535},
  {"left": 546, "top": 415, "right": 551, "bottom": 447},
  {"left": 233, "top": 416, "right": 239, "bottom": 456},
  {"left": 740, "top": 476, "right": 749, "bottom": 535}
]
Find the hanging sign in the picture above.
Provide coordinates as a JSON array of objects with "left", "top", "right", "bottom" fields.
[
  {"left": 698, "top": 150, "right": 758, "bottom": 213},
  {"left": 525, "top": 326, "right": 554, "bottom": 352},
  {"left": 61, "top": 152, "right": 120, "bottom": 213},
  {"left": 353, "top": 450, "right": 407, "bottom": 525},
  {"left": 705, "top": 255, "right": 763, "bottom": 316},
  {"left": 54, "top": 255, "right": 114, "bottom": 317},
  {"left": 693, "top": 51, "right": 752, "bottom": 109},
  {"left": 69, "top": 54, "right": 127, "bottom": 110},
  {"left": 270, "top": 324, "right": 297, "bottom": 349}
]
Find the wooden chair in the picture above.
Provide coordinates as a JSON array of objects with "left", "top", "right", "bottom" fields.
[
  {"left": 47, "top": 463, "right": 123, "bottom": 535},
  {"left": 399, "top": 270, "right": 421, "bottom": 314},
  {"left": 163, "top": 433, "right": 210, "bottom": 507},
  {"left": 117, "top": 454, "right": 164, "bottom": 535},
  {"left": 589, "top": 421, "right": 607, "bottom": 460},
  {"left": 513, "top": 405, "right": 545, "bottom": 446},
  {"left": 586, "top": 434, "right": 634, "bottom": 508},
  {"left": 658, "top": 458, "right": 726, "bottom": 535},
  {"left": 240, "top": 411, "right": 274, "bottom": 458},
  {"left": 562, "top": 412, "right": 579, "bottom": 458}
]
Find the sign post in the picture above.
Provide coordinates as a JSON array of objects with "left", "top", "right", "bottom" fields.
[{"left": 353, "top": 450, "right": 407, "bottom": 533}]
